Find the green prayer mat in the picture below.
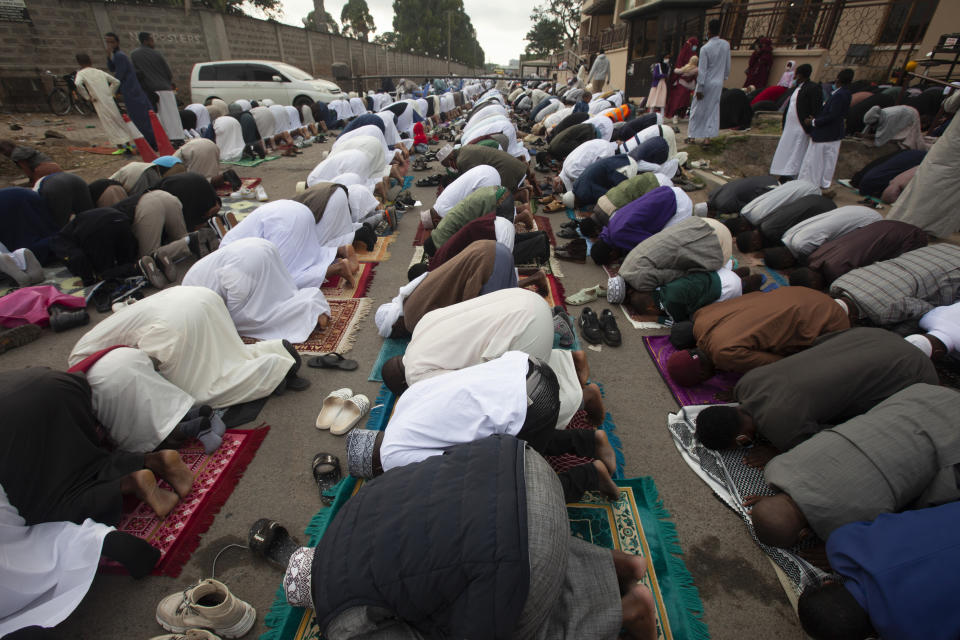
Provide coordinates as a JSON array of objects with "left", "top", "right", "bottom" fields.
[
  {"left": 259, "top": 476, "right": 708, "bottom": 640},
  {"left": 222, "top": 154, "right": 280, "bottom": 167}
]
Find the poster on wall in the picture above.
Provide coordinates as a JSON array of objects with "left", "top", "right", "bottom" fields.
[{"left": 0, "top": 0, "right": 30, "bottom": 23}]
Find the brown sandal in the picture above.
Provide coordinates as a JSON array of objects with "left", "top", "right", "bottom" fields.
[{"left": 543, "top": 200, "right": 566, "bottom": 213}]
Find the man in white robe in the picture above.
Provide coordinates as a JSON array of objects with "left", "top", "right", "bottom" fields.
[
  {"left": 688, "top": 19, "right": 731, "bottom": 142},
  {"left": 433, "top": 165, "right": 501, "bottom": 219},
  {"left": 769, "top": 64, "right": 817, "bottom": 178},
  {"left": 73, "top": 53, "right": 130, "bottom": 148}
]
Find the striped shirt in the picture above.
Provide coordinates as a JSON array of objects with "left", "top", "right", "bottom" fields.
[{"left": 829, "top": 243, "right": 960, "bottom": 326}]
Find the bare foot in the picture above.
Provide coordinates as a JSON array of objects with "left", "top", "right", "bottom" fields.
[
  {"left": 145, "top": 450, "right": 194, "bottom": 499},
  {"left": 584, "top": 384, "right": 605, "bottom": 426},
  {"left": 571, "top": 350, "right": 590, "bottom": 385},
  {"left": 592, "top": 459, "right": 620, "bottom": 501},
  {"left": 318, "top": 313, "right": 330, "bottom": 330},
  {"left": 594, "top": 430, "right": 616, "bottom": 475},
  {"left": 123, "top": 469, "right": 180, "bottom": 518},
  {"left": 518, "top": 270, "right": 549, "bottom": 296},
  {"left": 612, "top": 548, "right": 648, "bottom": 590},
  {"left": 621, "top": 583, "right": 657, "bottom": 640}
]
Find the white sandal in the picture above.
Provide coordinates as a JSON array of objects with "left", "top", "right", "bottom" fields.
[
  {"left": 315, "top": 388, "right": 353, "bottom": 430},
  {"left": 330, "top": 394, "right": 370, "bottom": 436}
]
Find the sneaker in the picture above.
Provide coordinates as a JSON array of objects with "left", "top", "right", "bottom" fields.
[
  {"left": 22, "top": 249, "right": 44, "bottom": 284},
  {"left": 138, "top": 256, "right": 169, "bottom": 289},
  {"left": 150, "top": 630, "right": 223, "bottom": 640},
  {"left": 255, "top": 185, "right": 268, "bottom": 202},
  {"left": 156, "top": 579, "right": 256, "bottom": 639},
  {"left": 48, "top": 305, "right": 90, "bottom": 333}
]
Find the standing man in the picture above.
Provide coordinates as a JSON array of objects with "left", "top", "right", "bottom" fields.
[
  {"left": 73, "top": 53, "right": 132, "bottom": 152},
  {"left": 105, "top": 32, "right": 156, "bottom": 149},
  {"left": 798, "top": 68, "right": 854, "bottom": 194},
  {"left": 586, "top": 50, "right": 611, "bottom": 94},
  {"left": 687, "top": 19, "right": 730, "bottom": 145},
  {"left": 131, "top": 32, "right": 182, "bottom": 146},
  {"left": 769, "top": 63, "right": 821, "bottom": 181}
]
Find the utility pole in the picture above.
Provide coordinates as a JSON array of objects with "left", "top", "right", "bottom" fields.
[{"left": 447, "top": 10, "right": 452, "bottom": 74}]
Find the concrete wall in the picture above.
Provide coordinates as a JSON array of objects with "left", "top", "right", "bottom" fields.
[
  {"left": 727, "top": 48, "right": 829, "bottom": 88},
  {"left": 0, "top": 0, "right": 483, "bottom": 109}
]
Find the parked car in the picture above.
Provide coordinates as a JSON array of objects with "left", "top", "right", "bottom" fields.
[{"left": 190, "top": 60, "right": 342, "bottom": 108}]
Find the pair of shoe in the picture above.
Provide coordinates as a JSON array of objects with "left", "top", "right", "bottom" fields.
[
  {"left": 49, "top": 304, "right": 90, "bottom": 332},
  {"left": 154, "top": 579, "right": 255, "bottom": 639},
  {"left": 396, "top": 192, "right": 416, "bottom": 207},
  {"left": 579, "top": 307, "right": 621, "bottom": 347},
  {"left": 0, "top": 249, "right": 44, "bottom": 287},
  {"left": 555, "top": 238, "right": 587, "bottom": 263},
  {"left": 315, "top": 388, "right": 370, "bottom": 435},
  {"left": 416, "top": 174, "right": 442, "bottom": 187}
]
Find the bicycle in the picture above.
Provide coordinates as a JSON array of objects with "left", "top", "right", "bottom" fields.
[{"left": 45, "top": 70, "right": 93, "bottom": 116}]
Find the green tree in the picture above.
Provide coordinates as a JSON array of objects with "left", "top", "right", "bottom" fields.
[
  {"left": 302, "top": 8, "right": 340, "bottom": 33},
  {"left": 392, "top": 0, "right": 485, "bottom": 67},
  {"left": 524, "top": 15, "right": 564, "bottom": 56},
  {"left": 530, "top": 0, "right": 579, "bottom": 46},
  {"left": 176, "top": 0, "right": 282, "bottom": 18},
  {"left": 341, "top": 0, "right": 377, "bottom": 41}
]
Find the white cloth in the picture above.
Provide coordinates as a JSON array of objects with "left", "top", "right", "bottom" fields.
[
  {"left": 547, "top": 348, "right": 583, "bottom": 430},
  {"left": 308, "top": 148, "right": 383, "bottom": 191},
  {"left": 87, "top": 347, "right": 194, "bottom": 452},
  {"left": 440, "top": 93, "right": 455, "bottom": 113},
  {"left": 236, "top": 99, "right": 252, "bottom": 112},
  {"left": 251, "top": 106, "right": 277, "bottom": 139},
  {"left": 318, "top": 187, "right": 360, "bottom": 249},
  {"left": 778, "top": 62, "right": 796, "bottom": 88},
  {"left": 330, "top": 99, "right": 353, "bottom": 122},
  {"left": 69, "top": 287, "right": 293, "bottom": 409},
  {"left": 375, "top": 112, "right": 401, "bottom": 147},
  {"left": 380, "top": 351, "right": 529, "bottom": 471},
  {"left": 186, "top": 103, "right": 211, "bottom": 133},
  {"left": 689, "top": 36, "right": 731, "bottom": 139},
  {"left": 462, "top": 115, "right": 528, "bottom": 160},
  {"left": 285, "top": 106, "right": 303, "bottom": 131},
  {"left": 493, "top": 217, "right": 516, "bottom": 251},
  {"left": 617, "top": 123, "right": 678, "bottom": 160},
  {"left": 664, "top": 187, "right": 693, "bottom": 228},
  {"left": 741, "top": 179, "right": 820, "bottom": 225},
  {"left": 468, "top": 103, "right": 507, "bottom": 127},
  {"left": 174, "top": 138, "right": 221, "bottom": 179},
  {"left": 586, "top": 114, "right": 614, "bottom": 141},
  {"left": 770, "top": 85, "right": 811, "bottom": 176},
  {"left": 333, "top": 125, "right": 391, "bottom": 166},
  {"left": 716, "top": 263, "right": 742, "bottom": 301},
  {"left": 301, "top": 104, "right": 316, "bottom": 125},
  {"left": 559, "top": 139, "right": 618, "bottom": 191},
  {"left": 269, "top": 104, "right": 294, "bottom": 132},
  {"left": 382, "top": 101, "right": 414, "bottom": 135},
  {"left": 156, "top": 90, "right": 183, "bottom": 141},
  {"left": 346, "top": 183, "right": 379, "bottom": 224},
  {"left": 586, "top": 54, "right": 611, "bottom": 86},
  {"left": 402, "top": 288, "right": 552, "bottom": 385},
  {"left": 221, "top": 200, "right": 338, "bottom": 288},
  {"left": 0, "top": 485, "right": 112, "bottom": 637},
  {"left": 798, "top": 139, "right": 842, "bottom": 189},
  {"left": 918, "top": 301, "right": 960, "bottom": 353},
  {"left": 782, "top": 205, "right": 882, "bottom": 258},
  {"left": 183, "top": 238, "right": 329, "bottom": 342},
  {"left": 544, "top": 107, "right": 573, "bottom": 133},
  {"left": 374, "top": 273, "right": 427, "bottom": 337},
  {"left": 434, "top": 165, "right": 501, "bottom": 217},
  {"left": 73, "top": 67, "right": 128, "bottom": 145},
  {"left": 535, "top": 99, "right": 562, "bottom": 123},
  {"left": 349, "top": 97, "right": 367, "bottom": 117},
  {"left": 213, "top": 116, "right": 244, "bottom": 162}
]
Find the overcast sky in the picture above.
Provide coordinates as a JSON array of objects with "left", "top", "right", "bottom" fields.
[{"left": 273, "top": 0, "right": 531, "bottom": 65}]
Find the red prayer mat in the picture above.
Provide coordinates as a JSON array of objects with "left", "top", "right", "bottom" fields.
[
  {"left": 321, "top": 262, "right": 376, "bottom": 299},
  {"left": 102, "top": 426, "right": 269, "bottom": 577},
  {"left": 242, "top": 298, "right": 371, "bottom": 355}
]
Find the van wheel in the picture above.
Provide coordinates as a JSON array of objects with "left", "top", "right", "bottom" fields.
[{"left": 294, "top": 96, "right": 314, "bottom": 111}]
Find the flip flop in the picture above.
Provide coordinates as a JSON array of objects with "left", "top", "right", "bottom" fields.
[
  {"left": 248, "top": 518, "right": 300, "bottom": 570},
  {"left": 312, "top": 453, "right": 342, "bottom": 505},
  {"left": 543, "top": 201, "right": 566, "bottom": 213},
  {"left": 330, "top": 394, "right": 370, "bottom": 436},
  {"left": 307, "top": 352, "right": 359, "bottom": 370},
  {"left": 316, "top": 388, "right": 352, "bottom": 430},
  {"left": 565, "top": 284, "right": 606, "bottom": 306}
]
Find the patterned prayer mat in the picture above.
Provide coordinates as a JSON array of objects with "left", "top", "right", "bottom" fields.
[
  {"left": 546, "top": 406, "right": 624, "bottom": 479},
  {"left": 214, "top": 177, "right": 262, "bottom": 198},
  {"left": 356, "top": 235, "right": 396, "bottom": 263},
  {"left": 320, "top": 262, "right": 376, "bottom": 299},
  {"left": 0, "top": 265, "right": 92, "bottom": 300},
  {"left": 218, "top": 198, "right": 261, "bottom": 221},
  {"left": 533, "top": 214, "right": 557, "bottom": 246},
  {"left": 259, "top": 475, "right": 708, "bottom": 640},
  {"left": 103, "top": 426, "right": 269, "bottom": 577},
  {"left": 643, "top": 335, "right": 742, "bottom": 407},
  {"left": 521, "top": 272, "right": 567, "bottom": 310},
  {"left": 242, "top": 298, "right": 372, "bottom": 355},
  {"left": 412, "top": 220, "right": 429, "bottom": 246},
  {"left": 668, "top": 406, "right": 827, "bottom": 596}
]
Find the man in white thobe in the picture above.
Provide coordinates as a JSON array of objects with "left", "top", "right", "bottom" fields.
[
  {"left": 769, "top": 63, "right": 818, "bottom": 178},
  {"left": 73, "top": 53, "right": 131, "bottom": 148},
  {"left": 688, "top": 19, "right": 730, "bottom": 143}
]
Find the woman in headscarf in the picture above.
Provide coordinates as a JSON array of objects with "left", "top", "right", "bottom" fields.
[
  {"left": 186, "top": 103, "right": 212, "bottom": 136},
  {"left": 155, "top": 171, "right": 221, "bottom": 230},
  {"left": 375, "top": 239, "right": 518, "bottom": 338},
  {"left": 183, "top": 237, "right": 331, "bottom": 341},
  {"left": 647, "top": 54, "right": 671, "bottom": 114},
  {"left": 205, "top": 97, "right": 229, "bottom": 121},
  {"left": 174, "top": 138, "right": 225, "bottom": 182},
  {"left": 0, "top": 187, "right": 60, "bottom": 263},
  {"left": 666, "top": 40, "right": 699, "bottom": 118},
  {"left": 88, "top": 178, "right": 127, "bottom": 208},
  {"left": 180, "top": 107, "right": 198, "bottom": 138},
  {"left": 778, "top": 60, "right": 796, "bottom": 88},
  {"left": 213, "top": 114, "right": 245, "bottom": 162},
  {"left": 35, "top": 172, "right": 94, "bottom": 228},
  {"left": 53, "top": 206, "right": 141, "bottom": 284},
  {"left": 69, "top": 286, "right": 300, "bottom": 408},
  {"left": 743, "top": 37, "right": 774, "bottom": 89}
]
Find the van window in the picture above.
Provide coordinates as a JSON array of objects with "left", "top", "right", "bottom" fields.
[
  {"left": 198, "top": 65, "right": 217, "bottom": 81},
  {"left": 215, "top": 64, "right": 249, "bottom": 82},
  {"left": 249, "top": 64, "right": 286, "bottom": 82}
]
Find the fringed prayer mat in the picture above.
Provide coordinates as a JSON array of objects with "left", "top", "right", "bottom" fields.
[
  {"left": 356, "top": 235, "right": 396, "bottom": 263},
  {"left": 668, "top": 405, "right": 828, "bottom": 596},
  {"left": 103, "top": 426, "right": 269, "bottom": 577},
  {"left": 368, "top": 337, "right": 410, "bottom": 382},
  {"left": 643, "top": 335, "right": 742, "bottom": 406},
  {"left": 533, "top": 214, "right": 557, "bottom": 246},
  {"left": 242, "top": 298, "right": 372, "bottom": 355},
  {"left": 320, "top": 262, "right": 376, "bottom": 299},
  {"left": 259, "top": 475, "right": 709, "bottom": 640}
]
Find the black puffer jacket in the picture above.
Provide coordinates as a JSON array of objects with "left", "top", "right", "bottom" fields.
[{"left": 312, "top": 435, "right": 530, "bottom": 638}]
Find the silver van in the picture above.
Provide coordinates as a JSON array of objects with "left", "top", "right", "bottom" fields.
[{"left": 190, "top": 60, "right": 342, "bottom": 108}]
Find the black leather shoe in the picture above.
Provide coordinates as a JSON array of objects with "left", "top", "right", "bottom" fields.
[
  {"left": 578, "top": 307, "right": 603, "bottom": 344},
  {"left": 599, "top": 309, "right": 622, "bottom": 347}
]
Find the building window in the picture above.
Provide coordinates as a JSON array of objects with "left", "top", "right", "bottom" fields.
[{"left": 878, "top": 0, "right": 939, "bottom": 44}]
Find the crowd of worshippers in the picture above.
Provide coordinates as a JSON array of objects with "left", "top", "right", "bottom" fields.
[
  {"left": 3, "top": 43, "right": 960, "bottom": 637},
  {"left": 0, "top": 78, "right": 691, "bottom": 640}
]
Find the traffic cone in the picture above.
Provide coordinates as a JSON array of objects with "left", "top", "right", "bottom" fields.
[
  {"left": 148, "top": 110, "right": 176, "bottom": 156},
  {"left": 123, "top": 114, "right": 157, "bottom": 161}
]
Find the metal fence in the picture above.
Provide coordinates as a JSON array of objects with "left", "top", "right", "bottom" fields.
[{"left": 579, "top": 23, "right": 628, "bottom": 54}]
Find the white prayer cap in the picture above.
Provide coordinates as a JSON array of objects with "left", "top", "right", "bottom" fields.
[
  {"left": 561, "top": 191, "right": 575, "bottom": 209},
  {"left": 420, "top": 208, "right": 435, "bottom": 230},
  {"left": 436, "top": 144, "right": 454, "bottom": 163},
  {"left": 694, "top": 202, "right": 708, "bottom": 216},
  {"left": 905, "top": 334, "right": 933, "bottom": 357},
  {"left": 295, "top": 181, "right": 307, "bottom": 194}
]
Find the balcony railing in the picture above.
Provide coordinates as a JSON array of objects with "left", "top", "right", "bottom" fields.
[{"left": 580, "top": 23, "right": 628, "bottom": 54}]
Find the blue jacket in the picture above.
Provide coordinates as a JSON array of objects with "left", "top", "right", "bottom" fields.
[
  {"left": 810, "top": 86, "right": 851, "bottom": 143},
  {"left": 573, "top": 100, "right": 589, "bottom": 113},
  {"left": 573, "top": 155, "right": 631, "bottom": 206},
  {"left": 312, "top": 436, "right": 530, "bottom": 637}
]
